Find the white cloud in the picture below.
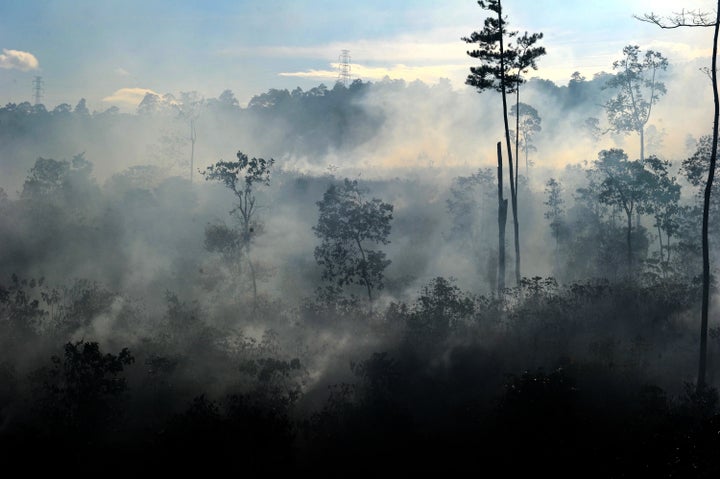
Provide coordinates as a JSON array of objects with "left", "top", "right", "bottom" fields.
[
  {"left": 102, "top": 87, "right": 159, "bottom": 107},
  {"left": 115, "top": 67, "right": 131, "bottom": 77},
  {"left": 0, "top": 49, "right": 39, "bottom": 71}
]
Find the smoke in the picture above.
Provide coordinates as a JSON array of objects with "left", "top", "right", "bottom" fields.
[{"left": 0, "top": 59, "right": 717, "bottom": 416}]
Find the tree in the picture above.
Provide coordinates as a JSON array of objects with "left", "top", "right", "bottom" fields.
[
  {"left": 683, "top": 135, "right": 719, "bottom": 190},
  {"left": 636, "top": 2, "right": 720, "bottom": 395},
  {"left": 644, "top": 156, "right": 681, "bottom": 272},
  {"left": 463, "top": 0, "right": 545, "bottom": 286},
  {"left": 512, "top": 33, "right": 546, "bottom": 183},
  {"left": 313, "top": 179, "right": 393, "bottom": 304},
  {"left": 202, "top": 152, "right": 274, "bottom": 309},
  {"left": 496, "top": 142, "right": 508, "bottom": 292},
  {"left": 74, "top": 98, "right": 90, "bottom": 116},
  {"left": 583, "top": 117, "right": 602, "bottom": 143},
  {"left": 51, "top": 103, "right": 72, "bottom": 116},
  {"left": 511, "top": 102, "right": 542, "bottom": 175},
  {"left": 218, "top": 89, "right": 239, "bottom": 109},
  {"left": 179, "top": 91, "right": 204, "bottom": 184},
  {"left": 604, "top": 45, "right": 668, "bottom": 162},
  {"left": 544, "top": 178, "right": 564, "bottom": 252},
  {"left": 594, "top": 149, "right": 657, "bottom": 271},
  {"left": 36, "top": 341, "right": 134, "bottom": 436},
  {"left": 137, "top": 92, "right": 161, "bottom": 115},
  {"left": 21, "top": 153, "right": 97, "bottom": 208},
  {"left": 446, "top": 168, "right": 497, "bottom": 289}
]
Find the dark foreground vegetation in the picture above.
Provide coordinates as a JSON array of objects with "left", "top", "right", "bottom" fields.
[
  {"left": 1, "top": 270, "right": 719, "bottom": 475},
  {"left": 0, "top": 114, "right": 718, "bottom": 475}
]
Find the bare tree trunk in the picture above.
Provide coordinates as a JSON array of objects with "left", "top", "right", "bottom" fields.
[
  {"left": 497, "top": 2, "right": 521, "bottom": 287},
  {"left": 639, "top": 124, "right": 645, "bottom": 162},
  {"left": 190, "top": 118, "right": 197, "bottom": 184},
  {"left": 698, "top": 3, "right": 720, "bottom": 393},
  {"left": 515, "top": 89, "right": 520, "bottom": 180},
  {"left": 355, "top": 237, "right": 373, "bottom": 304},
  {"left": 497, "top": 142, "right": 507, "bottom": 293},
  {"left": 247, "top": 252, "right": 258, "bottom": 312},
  {"left": 626, "top": 210, "right": 633, "bottom": 271},
  {"left": 525, "top": 142, "right": 530, "bottom": 176}
]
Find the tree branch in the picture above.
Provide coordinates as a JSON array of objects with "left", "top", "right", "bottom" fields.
[{"left": 634, "top": 9, "right": 717, "bottom": 29}]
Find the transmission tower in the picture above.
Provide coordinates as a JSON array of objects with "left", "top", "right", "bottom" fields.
[
  {"left": 337, "top": 50, "right": 352, "bottom": 87},
  {"left": 32, "top": 76, "right": 44, "bottom": 105}
]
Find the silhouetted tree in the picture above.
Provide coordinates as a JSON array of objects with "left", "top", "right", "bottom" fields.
[
  {"left": 21, "top": 153, "right": 98, "bottom": 209},
  {"left": 544, "top": 178, "right": 565, "bottom": 252},
  {"left": 463, "top": 0, "right": 545, "bottom": 286},
  {"left": 512, "top": 33, "right": 546, "bottom": 183},
  {"left": 137, "top": 92, "right": 161, "bottom": 115},
  {"left": 202, "top": 152, "right": 274, "bottom": 309},
  {"left": 74, "top": 98, "right": 90, "bottom": 117},
  {"left": 511, "top": 102, "right": 542, "bottom": 175},
  {"left": 644, "top": 156, "right": 681, "bottom": 272},
  {"left": 35, "top": 340, "right": 134, "bottom": 436},
  {"left": 179, "top": 91, "right": 203, "bottom": 184},
  {"left": 604, "top": 45, "right": 668, "bottom": 161},
  {"left": 218, "top": 89, "right": 239, "bottom": 109},
  {"left": 496, "top": 143, "right": 508, "bottom": 291},
  {"left": 313, "top": 179, "right": 393, "bottom": 304},
  {"left": 594, "top": 149, "right": 659, "bottom": 272},
  {"left": 447, "top": 168, "right": 497, "bottom": 288},
  {"left": 406, "top": 277, "right": 475, "bottom": 341}
]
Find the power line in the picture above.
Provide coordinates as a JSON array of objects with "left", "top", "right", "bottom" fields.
[
  {"left": 337, "top": 50, "right": 352, "bottom": 86},
  {"left": 32, "top": 76, "right": 44, "bottom": 105}
]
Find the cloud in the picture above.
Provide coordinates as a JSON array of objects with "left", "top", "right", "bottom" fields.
[
  {"left": 102, "top": 87, "right": 159, "bottom": 107},
  {"left": 281, "top": 62, "right": 467, "bottom": 85},
  {"left": 0, "top": 49, "right": 39, "bottom": 71},
  {"left": 115, "top": 67, "right": 131, "bottom": 77}
]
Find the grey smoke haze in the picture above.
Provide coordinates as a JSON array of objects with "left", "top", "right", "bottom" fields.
[
  {"left": 0, "top": 61, "right": 715, "bottom": 298},
  {"left": 0, "top": 60, "right": 717, "bottom": 410}
]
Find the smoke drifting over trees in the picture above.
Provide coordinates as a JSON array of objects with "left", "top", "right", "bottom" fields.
[{"left": 1, "top": 12, "right": 720, "bottom": 474}]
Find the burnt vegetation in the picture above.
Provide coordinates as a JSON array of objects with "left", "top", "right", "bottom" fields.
[{"left": 2, "top": 8, "right": 720, "bottom": 476}]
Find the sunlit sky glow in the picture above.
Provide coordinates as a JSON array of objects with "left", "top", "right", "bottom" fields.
[{"left": 0, "top": 0, "right": 715, "bottom": 111}]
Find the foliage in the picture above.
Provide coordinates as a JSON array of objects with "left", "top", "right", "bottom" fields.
[
  {"left": 313, "top": 178, "right": 393, "bottom": 302},
  {"left": 592, "top": 148, "right": 670, "bottom": 270},
  {"left": 446, "top": 168, "right": 496, "bottom": 244},
  {"left": 446, "top": 169, "right": 497, "bottom": 287},
  {"left": 21, "top": 153, "right": 96, "bottom": 204},
  {"left": 604, "top": 45, "right": 668, "bottom": 160},
  {"left": 405, "top": 277, "right": 476, "bottom": 342},
  {"left": 511, "top": 102, "right": 542, "bottom": 172},
  {"left": 462, "top": 1, "right": 545, "bottom": 94},
  {"left": 34, "top": 340, "right": 134, "bottom": 435},
  {"left": 544, "top": 178, "right": 565, "bottom": 249},
  {"left": 683, "top": 135, "right": 719, "bottom": 189},
  {"left": 463, "top": 0, "right": 546, "bottom": 286},
  {"left": 202, "top": 151, "right": 274, "bottom": 306}
]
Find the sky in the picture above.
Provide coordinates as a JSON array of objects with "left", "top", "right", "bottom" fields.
[{"left": 0, "top": 0, "right": 715, "bottom": 112}]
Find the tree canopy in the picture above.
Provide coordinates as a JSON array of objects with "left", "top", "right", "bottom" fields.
[{"left": 313, "top": 179, "right": 393, "bottom": 303}]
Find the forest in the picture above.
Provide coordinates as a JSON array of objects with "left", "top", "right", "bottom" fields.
[{"left": 1, "top": 1, "right": 720, "bottom": 475}]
